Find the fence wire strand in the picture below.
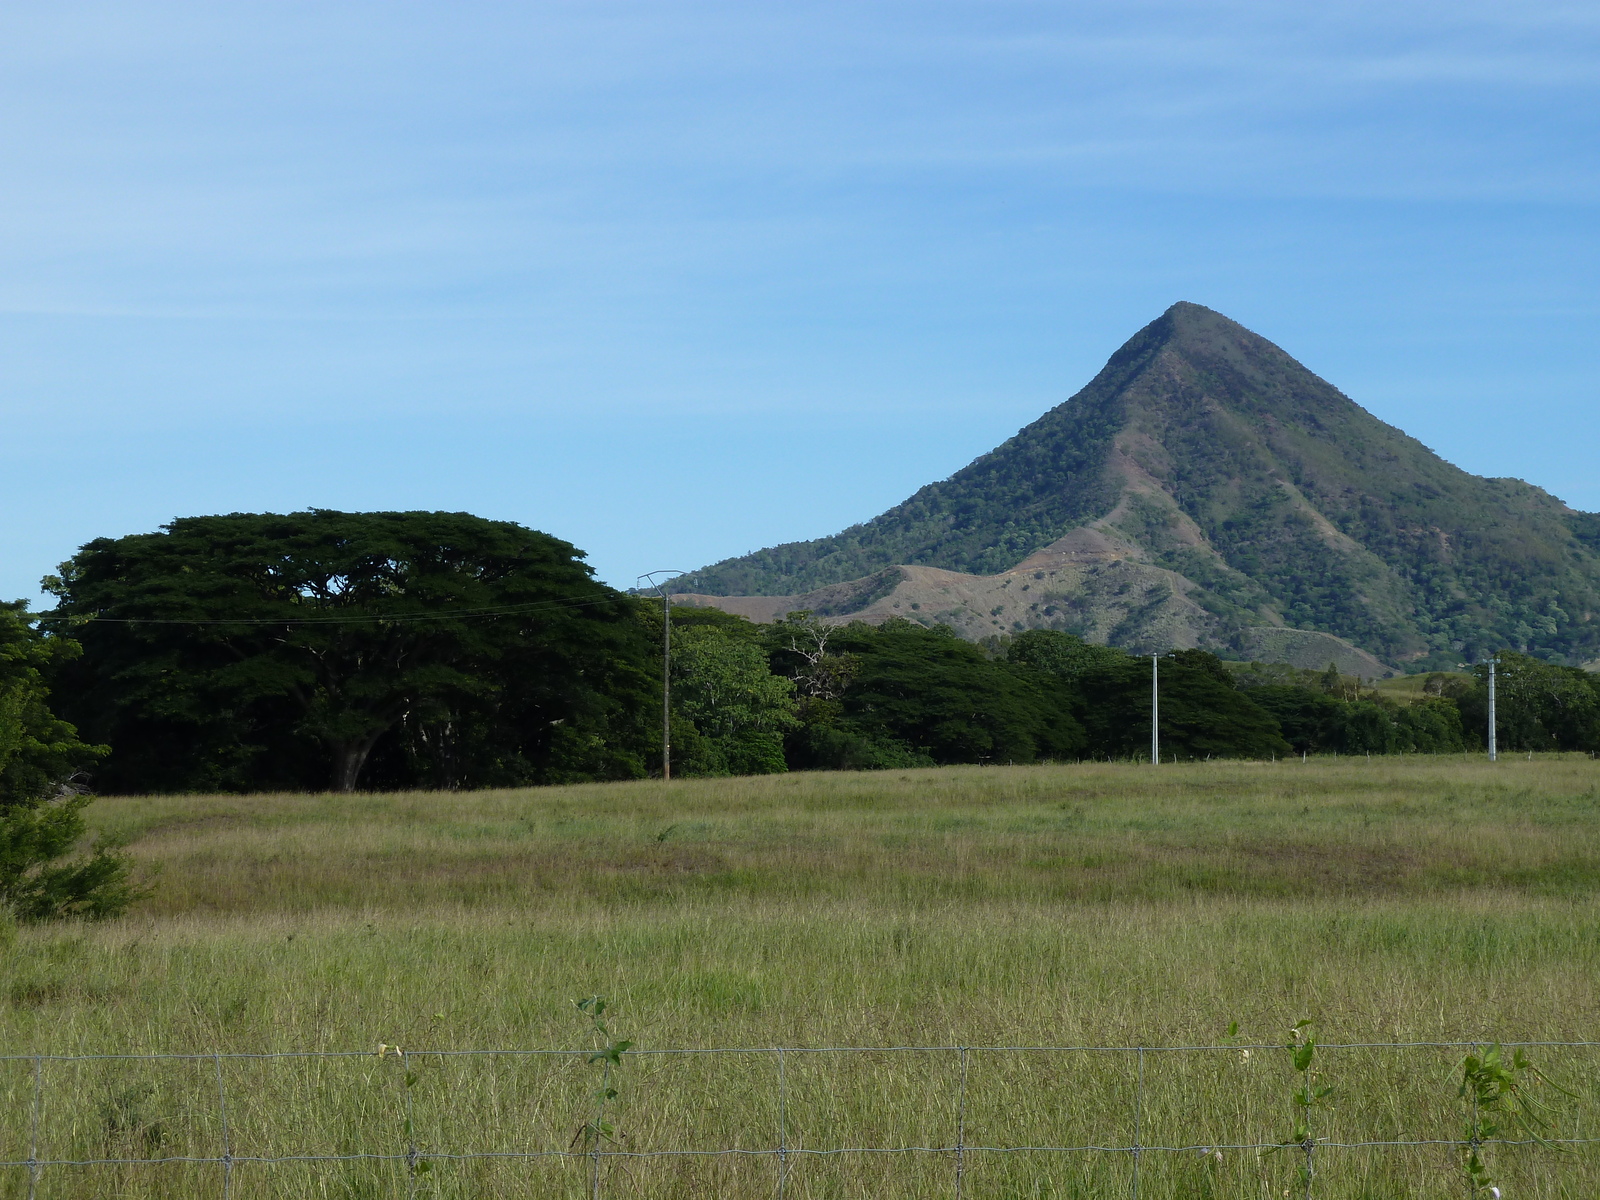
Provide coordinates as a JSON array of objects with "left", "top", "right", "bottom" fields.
[
  {"left": 7, "top": 1037, "right": 1597, "bottom": 1063},
  {"left": 5, "top": 1041, "right": 1598, "bottom": 1194}
]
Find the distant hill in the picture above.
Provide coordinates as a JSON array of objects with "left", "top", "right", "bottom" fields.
[{"left": 673, "top": 303, "right": 1600, "bottom": 671}]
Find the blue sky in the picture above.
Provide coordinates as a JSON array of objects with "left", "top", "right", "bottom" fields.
[{"left": 3, "top": 2, "right": 1598, "bottom": 600}]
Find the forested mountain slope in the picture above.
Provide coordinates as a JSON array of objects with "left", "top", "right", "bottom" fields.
[{"left": 674, "top": 303, "right": 1600, "bottom": 668}]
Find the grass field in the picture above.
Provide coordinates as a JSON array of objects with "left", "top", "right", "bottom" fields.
[
  {"left": 5, "top": 756, "right": 1600, "bottom": 1197},
  {"left": 1371, "top": 672, "right": 1464, "bottom": 700}
]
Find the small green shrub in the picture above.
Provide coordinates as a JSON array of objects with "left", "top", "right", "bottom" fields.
[{"left": 1, "top": 602, "right": 137, "bottom": 920}]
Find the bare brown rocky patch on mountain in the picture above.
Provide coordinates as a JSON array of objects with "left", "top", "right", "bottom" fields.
[{"left": 671, "top": 302, "right": 1600, "bottom": 672}]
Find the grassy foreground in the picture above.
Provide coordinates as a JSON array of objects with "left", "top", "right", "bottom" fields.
[{"left": 4, "top": 757, "right": 1600, "bottom": 1197}]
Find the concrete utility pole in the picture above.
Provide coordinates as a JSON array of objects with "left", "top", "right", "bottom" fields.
[
  {"left": 638, "top": 571, "right": 684, "bottom": 780},
  {"left": 1487, "top": 656, "right": 1498, "bottom": 763},
  {"left": 1151, "top": 653, "right": 1160, "bottom": 765}
]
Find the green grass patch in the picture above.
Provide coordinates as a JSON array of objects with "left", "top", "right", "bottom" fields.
[{"left": 4, "top": 757, "right": 1600, "bottom": 1196}]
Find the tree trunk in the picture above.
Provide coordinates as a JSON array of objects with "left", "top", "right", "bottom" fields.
[{"left": 331, "top": 736, "right": 381, "bottom": 792}]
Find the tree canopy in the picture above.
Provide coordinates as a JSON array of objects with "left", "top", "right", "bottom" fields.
[
  {"left": 654, "top": 606, "right": 798, "bottom": 776},
  {"left": 795, "top": 619, "right": 1087, "bottom": 766},
  {"left": 1461, "top": 652, "right": 1600, "bottom": 753},
  {"left": 31, "top": 510, "right": 1597, "bottom": 799},
  {"left": 46, "top": 511, "right": 656, "bottom": 792},
  {"left": 1009, "top": 632, "right": 1289, "bottom": 761}
]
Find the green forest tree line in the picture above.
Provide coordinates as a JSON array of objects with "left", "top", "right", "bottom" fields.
[
  {"left": 10, "top": 511, "right": 1600, "bottom": 799},
  {"left": 9, "top": 509, "right": 1600, "bottom": 920}
]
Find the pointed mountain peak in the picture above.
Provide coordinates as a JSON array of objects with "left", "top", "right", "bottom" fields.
[
  {"left": 1116, "top": 301, "right": 1299, "bottom": 372},
  {"left": 675, "top": 306, "right": 1600, "bottom": 668},
  {"left": 1109, "top": 301, "right": 1249, "bottom": 356}
]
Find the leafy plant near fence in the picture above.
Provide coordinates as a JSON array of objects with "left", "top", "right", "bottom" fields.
[
  {"left": 572, "top": 997, "right": 632, "bottom": 1161},
  {"left": 1460, "top": 1044, "right": 1572, "bottom": 1197},
  {"left": 1261, "top": 1019, "right": 1334, "bottom": 1195},
  {"left": 2, "top": 1033, "right": 1590, "bottom": 1199}
]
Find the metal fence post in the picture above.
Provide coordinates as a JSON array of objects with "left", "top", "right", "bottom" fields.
[
  {"left": 591, "top": 1058, "right": 609, "bottom": 1200},
  {"left": 213, "top": 1054, "right": 233, "bottom": 1200},
  {"left": 27, "top": 1054, "right": 41, "bottom": 1200},
  {"left": 1303, "top": 1043, "right": 1316, "bottom": 1200},
  {"left": 1132, "top": 1047, "right": 1145, "bottom": 1200},
  {"left": 404, "top": 1050, "right": 418, "bottom": 1200},
  {"left": 1467, "top": 1043, "right": 1480, "bottom": 1200},
  {"left": 777, "top": 1048, "right": 787, "bottom": 1199},
  {"left": 954, "top": 1047, "right": 968, "bottom": 1200}
]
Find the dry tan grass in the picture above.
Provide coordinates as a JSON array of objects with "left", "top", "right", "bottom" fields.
[
  {"left": 3, "top": 756, "right": 1599, "bottom": 1196},
  {"left": 83, "top": 755, "right": 1600, "bottom": 915}
]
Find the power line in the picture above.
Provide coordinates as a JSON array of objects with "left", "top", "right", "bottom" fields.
[{"left": 20, "top": 590, "right": 641, "bottom": 628}]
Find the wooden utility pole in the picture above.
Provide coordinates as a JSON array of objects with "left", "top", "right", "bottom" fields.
[
  {"left": 638, "top": 571, "right": 683, "bottom": 780},
  {"left": 662, "top": 585, "right": 671, "bottom": 779}
]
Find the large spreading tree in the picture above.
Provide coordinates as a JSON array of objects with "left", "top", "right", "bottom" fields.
[{"left": 46, "top": 511, "right": 656, "bottom": 793}]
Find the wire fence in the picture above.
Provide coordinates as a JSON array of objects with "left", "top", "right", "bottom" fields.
[{"left": 3, "top": 1040, "right": 1598, "bottom": 1198}]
